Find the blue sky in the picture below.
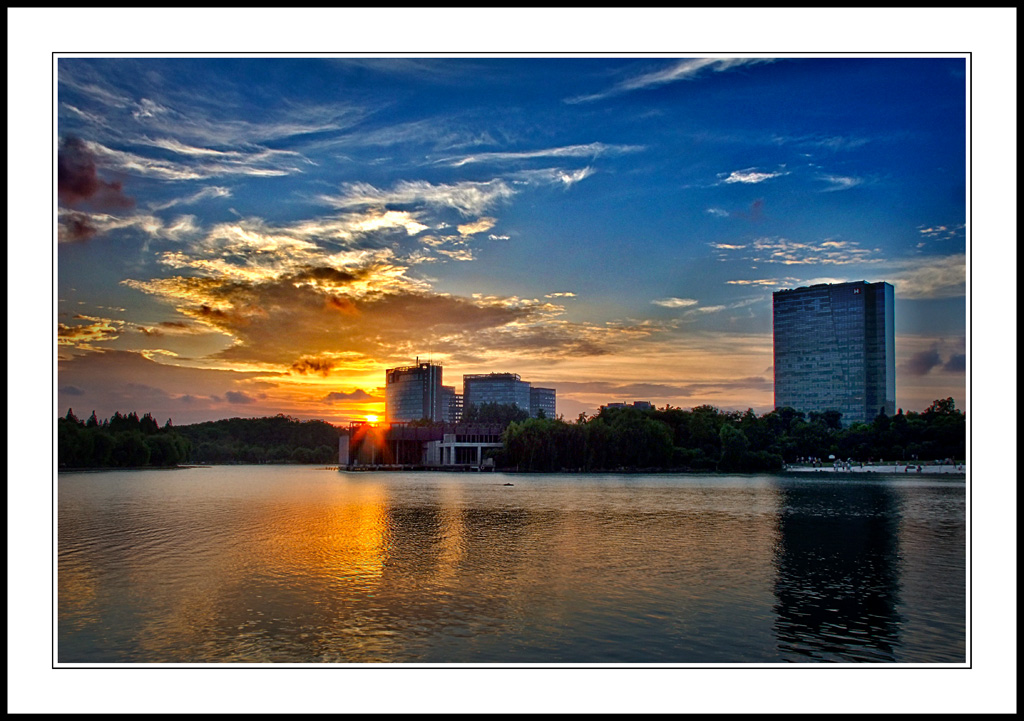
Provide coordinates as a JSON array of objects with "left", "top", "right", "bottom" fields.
[{"left": 55, "top": 55, "right": 967, "bottom": 424}]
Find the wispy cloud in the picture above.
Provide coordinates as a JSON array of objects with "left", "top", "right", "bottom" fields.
[
  {"left": 819, "top": 174, "right": 863, "bottom": 191},
  {"left": 148, "top": 186, "right": 232, "bottom": 211},
  {"left": 567, "top": 57, "right": 775, "bottom": 103},
  {"left": 439, "top": 142, "right": 643, "bottom": 167},
  {"left": 320, "top": 179, "right": 517, "bottom": 217},
  {"left": 720, "top": 167, "right": 787, "bottom": 184},
  {"left": 57, "top": 208, "right": 164, "bottom": 243},
  {"left": 84, "top": 139, "right": 305, "bottom": 181},
  {"left": 725, "top": 278, "right": 796, "bottom": 287},
  {"left": 652, "top": 297, "right": 699, "bottom": 308}
]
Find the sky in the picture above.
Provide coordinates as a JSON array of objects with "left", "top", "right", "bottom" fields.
[{"left": 55, "top": 55, "right": 968, "bottom": 426}]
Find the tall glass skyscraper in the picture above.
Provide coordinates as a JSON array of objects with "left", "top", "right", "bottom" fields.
[
  {"left": 463, "top": 373, "right": 532, "bottom": 411},
  {"left": 773, "top": 281, "right": 895, "bottom": 426},
  {"left": 385, "top": 361, "right": 443, "bottom": 422}
]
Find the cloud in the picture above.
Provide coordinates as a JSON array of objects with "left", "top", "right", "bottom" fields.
[
  {"left": 944, "top": 354, "right": 966, "bottom": 373},
  {"left": 325, "top": 389, "right": 382, "bottom": 403},
  {"left": 726, "top": 278, "right": 796, "bottom": 287},
  {"left": 902, "top": 347, "right": 943, "bottom": 376},
  {"left": 58, "top": 135, "right": 134, "bottom": 209},
  {"left": 545, "top": 292, "right": 576, "bottom": 298},
  {"left": 59, "top": 385, "right": 85, "bottom": 396},
  {"left": 148, "top": 186, "right": 232, "bottom": 211},
  {"left": 457, "top": 217, "right": 496, "bottom": 236},
  {"left": 652, "top": 297, "right": 699, "bottom": 308},
  {"left": 917, "top": 223, "right": 966, "bottom": 242},
  {"left": 552, "top": 376, "right": 773, "bottom": 401},
  {"left": 720, "top": 168, "right": 787, "bottom": 184},
  {"left": 568, "top": 57, "right": 775, "bottom": 103},
  {"left": 888, "top": 253, "right": 966, "bottom": 299},
  {"left": 85, "top": 139, "right": 302, "bottom": 181},
  {"left": 440, "top": 142, "right": 644, "bottom": 167},
  {"left": 57, "top": 211, "right": 99, "bottom": 243},
  {"left": 291, "top": 355, "right": 341, "bottom": 376},
  {"left": 57, "top": 315, "right": 125, "bottom": 345},
  {"left": 819, "top": 174, "right": 863, "bottom": 191},
  {"left": 321, "top": 179, "right": 516, "bottom": 217},
  {"left": 747, "top": 237, "right": 880, "bottom": 266},
  {"left": 57, "top": 208, "right": 173, "bottom": 243},
  {"left": 511, "top": 166, "right": 595, "bottom": 187},
  {"left": 706, "top": 208, "right": 730, "bottom": 217},
  {"left": 225, "top": 390, "right": 255, "bottom": 404},
  {"left": 56, "top": 349, "right": 283, "bottom": 424}
]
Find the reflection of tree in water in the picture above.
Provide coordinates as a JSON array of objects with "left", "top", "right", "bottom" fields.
[{"left": 773, "top": 481, "right": 904, "bottom": 662}]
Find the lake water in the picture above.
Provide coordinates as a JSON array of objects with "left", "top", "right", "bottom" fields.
[{"left": 57, "top": 467, "right": 966, "bottom": 664}]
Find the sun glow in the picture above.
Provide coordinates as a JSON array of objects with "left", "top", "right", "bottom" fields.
[{"left": 366, "top": 414, "right": 379, "bottom": 424}]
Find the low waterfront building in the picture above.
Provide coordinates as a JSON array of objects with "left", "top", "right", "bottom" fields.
[
  {"left": 602, "top": 401, "right": 655, "bottom": 411},
  {"left": 340, "top": 421, "right": 504, "bottom": 469}
]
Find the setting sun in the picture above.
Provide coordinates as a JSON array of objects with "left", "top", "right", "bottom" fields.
[{"left": 366, "top": 415, "right": 379, "bottom": 424}]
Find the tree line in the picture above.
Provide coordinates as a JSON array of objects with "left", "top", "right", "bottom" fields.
[
  {"left": 493, "top": 398, "right": 966, "bottom": 473},
  {"left": 58, "top": 410, "right": 340, "bottom": 469},
  {"left": 58, "top": 410, "right": 192, "bottom": 469}
]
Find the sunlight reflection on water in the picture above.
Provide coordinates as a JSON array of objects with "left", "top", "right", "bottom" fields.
[{"left": 57, "top": 467, "right": 965, "bottom": 664}]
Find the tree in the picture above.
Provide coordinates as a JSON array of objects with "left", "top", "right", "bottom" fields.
[
  {"left": 719, "top": 424, "right": 750, "bottom": 472},
  {"left": 924, "top": 397, "right": 959, "bottom": 416},
  {"left": 462, "top": 402, "right": 529, "bottom": 426}
]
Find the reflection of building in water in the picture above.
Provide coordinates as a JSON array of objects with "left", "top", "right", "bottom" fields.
[{"left": 772, "top": 481, "right": 903, "bottom": 661}]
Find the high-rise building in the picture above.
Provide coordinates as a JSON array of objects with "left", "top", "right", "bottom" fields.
[
  {"left": 773, "top": 281, "right": 895, "bottom": 426},
  {"left": 463, "top": 372, "right": 531, "bottom": 411},
  {"left": 441, "top": 385, "right": 464, "bottom": 423},
  {"left": 530, "top": 387, "right": 557, "bottom": 418},
  {"left": 385, "top": 361, "right": 444, "bottom": 422}
]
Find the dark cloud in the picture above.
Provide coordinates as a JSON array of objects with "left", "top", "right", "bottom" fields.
[
  {"left": 225, "top": 390, "right": 255, "bottom": 404},
  {"left": 59, "top": 385, "right": 85, "bottom": 396},
  {"left": 288, "top": 266, "right": 361, "bottom": 285},
  {"left": 943, "top": 353, "right": 966, "bottom": 373},
  {"left": 57, "top": 135, "right": 134, "bottom": 210},
  {"left": 291, "top": 356, "right": 336, "bottom": 376},
  {"left": 58, "top": 211, "right": 99, "bottom": 243},
  {"left": 325, "top": 389, "right": 382, "bottom": 403},
  {"left": 903, "top": 348, "right": 943, "bottom": 376}
]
